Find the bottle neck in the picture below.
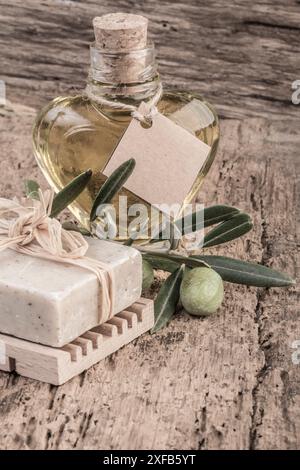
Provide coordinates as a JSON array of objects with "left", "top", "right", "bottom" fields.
[{"left": 86, "top": 42, "right": 161, "bottom": 105}]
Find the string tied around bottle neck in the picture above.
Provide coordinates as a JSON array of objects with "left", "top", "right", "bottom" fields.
[{"left": 84, "top": 82, "right": 163, "bottom": 126}]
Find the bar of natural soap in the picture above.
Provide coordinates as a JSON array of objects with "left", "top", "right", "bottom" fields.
[{"left": 0, "top": 239, "right": 142, "bottom": 347}]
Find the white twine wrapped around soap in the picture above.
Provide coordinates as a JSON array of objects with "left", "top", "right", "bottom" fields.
[{"left": 0, "top": 190, "right": 115, "bottom": 323}]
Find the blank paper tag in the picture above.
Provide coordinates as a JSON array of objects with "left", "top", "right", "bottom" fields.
[{"left": 103, "top": 103, "right": 211, "bottom": 216}]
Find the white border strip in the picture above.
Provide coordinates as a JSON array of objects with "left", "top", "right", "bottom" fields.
[{"left": 0, "top": 340, "right": 6, "bottom": 365}]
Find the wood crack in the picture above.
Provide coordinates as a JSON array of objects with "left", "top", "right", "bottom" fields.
[
  {"left": 197, "top": 404, "right": 207, "bottom": 450},
  {"left": 243, "top": 20, "right": 300, "bottom": 32},
  {"left": 249, "top": 290, "right": 268, "bottom": 449},
  {"left": 249, "top": 164, "right": 273, "bottom": 450}
]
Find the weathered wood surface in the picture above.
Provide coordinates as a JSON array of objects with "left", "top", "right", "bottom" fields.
[
  {"left": 0, "top": 0, "right": 299, "bottom": 451},
  {"left": 0, "top": 102, "right": 299, "bottom": 450},
  {"left": 0, "top": 0, "right": 300, "bottom": 120}
]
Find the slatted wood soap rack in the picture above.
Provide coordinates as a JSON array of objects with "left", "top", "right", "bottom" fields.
[{"left": 0, "top": 298, "right": 154, "bottom": 385}]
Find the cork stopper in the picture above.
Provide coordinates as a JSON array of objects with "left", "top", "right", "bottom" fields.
[{"left": 93, "top": 13, "right": 148, "bottom": 51}]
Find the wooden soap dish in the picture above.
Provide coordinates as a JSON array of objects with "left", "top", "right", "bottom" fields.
[{"left": 0, "top": 298, "right": 154, "bottom": 386}]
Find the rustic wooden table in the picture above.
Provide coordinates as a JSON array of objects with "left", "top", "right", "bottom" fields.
[{"left": 0, "top": 0, "right": 299, "bottom": 450}]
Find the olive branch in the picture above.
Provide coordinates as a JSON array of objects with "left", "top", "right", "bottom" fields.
[{"left": 25, "top": 158, "right": 295, "bottom": 333}]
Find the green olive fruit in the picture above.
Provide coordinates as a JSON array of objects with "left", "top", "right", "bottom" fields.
[
  {"left": 180, "top": 267, "right": 224, "bottom": 316},
  {"left": 142, "top": 259, "right": 154, "bottom": 291}
]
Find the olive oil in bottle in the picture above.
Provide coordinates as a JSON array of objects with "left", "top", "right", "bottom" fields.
[{"left": 33, "top": 13, "right": 219, "bottom": 241}]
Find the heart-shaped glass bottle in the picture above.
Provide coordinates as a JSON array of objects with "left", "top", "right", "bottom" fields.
[{"left": 32, "top": 14, "right": 219, "bottom": 241}]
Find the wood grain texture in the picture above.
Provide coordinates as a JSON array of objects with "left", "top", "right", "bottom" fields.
[
  {"left": 0, "top": 0, "right": 299, "bottom": 451},
  {"left": 0, "top": 102, "right": 298, "bottom": 450},
  {"left": 0, "top": 0, "right": 299, "bottom": 120}
]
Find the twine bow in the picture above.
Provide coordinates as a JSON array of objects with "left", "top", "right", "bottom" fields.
[{"left": 0, "top": 190, "right": 114, "bottom": 323}]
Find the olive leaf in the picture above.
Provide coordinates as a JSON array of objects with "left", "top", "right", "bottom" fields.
[
  {"left": 62, "top": 221, "right": 91, "bottom": 236},
  {"left": 143, "top": 251, "right": 209, "bottom": 271},
  {"left": 151, "top": 265, "right": 185, "bottom": 333},
  {"left": 142, "top": 259, "right": 154, "bottom": 291},
  {"left": 149, "top": 218, "right": 181, "bottom": 247},
  {"left": 175, "top": 204, "right": 241, "bottom": 234},
  {"left": 150, "top": 205, "right": 240, "bottom": 243},
  {"left": 90, "top": 158, "right": 136, "bottom": 222},
  {"left": 124, "top": 217, "right": 149, "bottom": 246},
  {"left": 203, "top": 213, "right": 253, "bottom": 248},
  {"left": 50, "top": 169, "right": 93, "bottom": 218},
  {"left": 168, "top": 220, "right": 181, "bottom": 250},
  {"left": 191, "top": 255, "right": 295, "bottom": 287},
  {"left": 24, "top": 180, "right": 40, "bottom": 200},
  {"left": 123, "top": 235, "right": 135, "bottom": 247},
  {"left": 203, "top": 205, "right": 241, "bottom": 227},
  {"left": 142, "top": 253, "right": 180, "bottom": 273},
  {"left": 144, "top": 251, "right": 295, "bottom": 287}
]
